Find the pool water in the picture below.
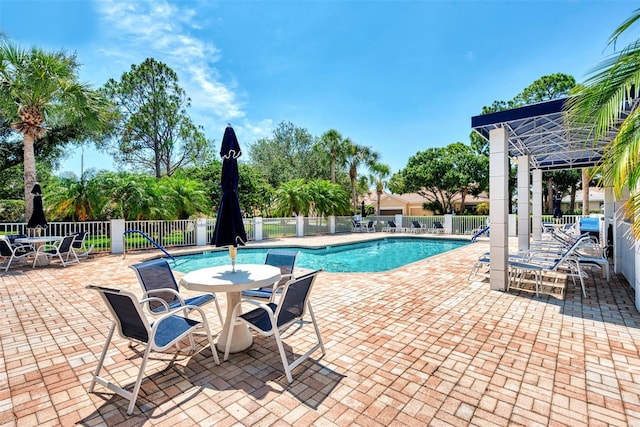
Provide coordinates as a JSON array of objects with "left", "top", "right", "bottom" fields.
[{"left": 170, "top": 237, "right": 468, "bottom": 273}]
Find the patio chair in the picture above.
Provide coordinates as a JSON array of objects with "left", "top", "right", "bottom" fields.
[
  {"left": 428, "top": 221, "right": 445, "bottom": 234},
  {"left": 130, "top": 258, "right": 223, "bottom": 324},
  {"left": 87, "top": 285, "right": 218, "bottom": 415},
  {"left": 33, "top": 234, "right": 79, "bottom": 267},
  {"left": 224, "top": 270, "right": 325, "bottom": 383},
  {"left": 364, "top": 220, "right": 376, "bottom": 232},
  {"left": 0, "top": 236, "right": 35, "bottom": 271},
  {"left": 411, "top": 221, "right": 427, "bottom": 233},
  {"left": 70, "top": 231, "right": 94, "bottom": 258},
  {"left": 382, "top": 221, "right": 397, "bottom": 232},
  {"left": 352, "top": 219, "right": 363, "bottom": 232},
  {"left": 242, "top": 249, "right": 299, "bottom": 300}
]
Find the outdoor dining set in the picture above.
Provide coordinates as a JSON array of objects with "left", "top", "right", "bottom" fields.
[
  {"left": 0, "top": 231, "right": 93, "bottom": 271},
  {"left": 88, "top": 248, "right": 325, "bottom": 415}
]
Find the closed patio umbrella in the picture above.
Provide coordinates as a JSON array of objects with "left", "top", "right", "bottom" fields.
[
  {"left": 211, "top": 125, "right": 247, "bottom": 271},
  {"left": 27, "top": 183, "right": 47, "bottom": 235},
  {"left": 553, "top": 192, "right": 563, "bottom": 219}
]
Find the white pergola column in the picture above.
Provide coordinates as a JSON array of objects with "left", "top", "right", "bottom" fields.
[
  {"left": 532, "top": 169, "right": 543, "bottom": 241},
  {"left": 489, "top": 127, "right": 509, "bottom": 291},
  {"left": 517, "top": 155, "right": 530, "bottom": 251}
]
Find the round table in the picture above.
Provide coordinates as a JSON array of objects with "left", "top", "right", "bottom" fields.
[
  {"left": 15, "top": 236, "right": 62, "bottom": 266},
  {"left": 179, "top": 264, "right": 281, "bottom": 353}
]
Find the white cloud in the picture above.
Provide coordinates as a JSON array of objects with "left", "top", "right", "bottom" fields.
[
  {"left": 96, "top": 0, "right": 245, "bottom": 129},
  {"left": 465, "top": 51, "right": 475, "bottom": 62}
]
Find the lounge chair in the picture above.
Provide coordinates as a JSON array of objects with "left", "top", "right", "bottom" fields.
[
  {"left": 87, "top": 285, "right": 218, "bottom": 415},
  {"left": 410, "top": 221, "right": 427, "bottom": 233},
  {"left": 130, "top": 258, "right": 223, "bottom": 323},
  {"left": 470, "top": 235, "right": 592, "bottom": 297},
  {"left": 0, "top": 236, "right": 35, "bottom": 271},
  {"left": 382, "top": 221, "right": 397, "bottom": 232},
  {"left": 224, "top": 270, "right": 325, "bottom": 383},
  {"left": 242, "top": 249, "right": 299, "bottom": 300},
  {"left": 33, "top": 234, "right": 79, "bottom": 267},
  {"left": 428, "top": 221, "right": 445, "bottom": 234}
]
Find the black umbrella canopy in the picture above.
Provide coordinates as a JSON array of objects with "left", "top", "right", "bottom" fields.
[
  {"left": 553, "top": 192, "right": 563, "bottom": 219},
  {"left": 27, "top": 183, "right": 47, "bottom": 229},
  {"left": 211, "top": 126, "right": 247, "bottom": 247}
]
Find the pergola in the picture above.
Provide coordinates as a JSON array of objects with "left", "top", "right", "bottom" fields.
[{"left": 470, "top": 97, "right": 618, "bottom": 292}]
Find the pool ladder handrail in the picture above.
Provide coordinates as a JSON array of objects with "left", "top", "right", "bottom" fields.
[{"left": 122, "top": 229, "right": 175, "bottom": 260}]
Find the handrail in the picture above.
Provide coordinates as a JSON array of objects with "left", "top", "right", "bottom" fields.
[
  {"left": 471, "top": 226, "right": 490, "bottom": 242},
  {"left": 123, "top": 229, "right": 175, "bottom": 260}
]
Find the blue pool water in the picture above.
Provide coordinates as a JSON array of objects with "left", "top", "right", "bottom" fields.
[{"left": 170, "top": 237, "right": 468, "bottom": 273}]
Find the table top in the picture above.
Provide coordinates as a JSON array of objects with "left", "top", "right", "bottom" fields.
[
  {"left": 179, "top": 264, "right": 281, "bottom": 293},
  {"left": 15, "top": 236, "right": 63, "bottom": 244}
]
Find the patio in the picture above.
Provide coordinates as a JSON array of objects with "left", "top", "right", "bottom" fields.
[{"left": 1, "top": 234, "right": 638, "bottom": 426}]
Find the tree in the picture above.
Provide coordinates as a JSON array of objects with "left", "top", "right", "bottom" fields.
[
  {"left": 345, "top": 140, "right": 379, "bottom": 214},
  {"left": 249, "top": 121, "right": 326, "bottom": 188},
  {"left": 0, "top": 38, "right": 111, "bottom": 219},
  {"left": 566, "top": 9, "right": 640, "bottom": 236},
  {"left": 186, "top": 161, "right": 274, "bottom": 217},
  {"left": 401, "top": 142, "right": 488, "bottom": 214},
  {"left": 272, "top": 179, "right": 309, "bottom": 217},
  {"left": 272, "top": 179, "right": 350, "bottom": 217},
  {"left": 317, "top": 129, "right": 349, "bottom": 183},
  {"left": 368, "top": 163, "right": 391, "bottom": 216},
  {"left": 102, "top": 58, "right": 212, "bottom": 178}
]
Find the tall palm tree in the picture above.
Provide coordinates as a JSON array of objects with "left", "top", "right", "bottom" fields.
[
  {"left": 0, "top": 39, "right": 110, "bottom": 220},
  {"left": 566, "top": 9, "right": 640, "bottom": 236},
  {"left": 369, "top": 163, "right": 391, "bottom": 216},
  {"left": 344, "top": 140, "right": 379, "bottom": 215},
  {"left": 320, "top": 129, "right": 349, "bottom": 183}
]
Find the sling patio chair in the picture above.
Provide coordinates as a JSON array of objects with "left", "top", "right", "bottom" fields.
[
  {"left": 352, "top": 219, "right": 364, "bottom": 232},
  {"left": 87, "top": 285, "right": 219, "bottom": 415},
  {"left": 0, "top": 236, "right": 35, "bottom": 271},
  {"left": 382, "top": 221, "right": 397, "bottom": 232},
  {"left": 410, "top": 220, "right": 427, "bottom": 233},
  {"left": 224, "top": 270, "right": 325, "bottom": 383},
  {"left": 428, "top": 221, "right": 445, "bottom": 234},
  {"left": 130, "top": 258, "right": 223, "bottom": 324},
  {"left": 33, "top": 234, "right": 79, "bottom": 267},
  {"left": 70, "top": 231, "right": 94, "bottom": 259},
  {"left": 242, "top": 249, "right": 299, "bottom": 300},
  {"left": 364, "top": 220, "right": 376, "bottom": 232}
]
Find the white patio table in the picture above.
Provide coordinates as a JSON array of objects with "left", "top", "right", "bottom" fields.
[
  {"left": 15, "top": 236, "right": 63, "bottom": 266},
  {"left": 179, "top": 264, "right": 281, "bottom": 353}
]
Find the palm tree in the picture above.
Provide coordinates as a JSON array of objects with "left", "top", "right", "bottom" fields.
[
  {"left": 273, "top": 179, "right": 309, "bottom": 217},
  {"left": 565, "top": 9, "right": 640, "bottom": 236},
  {"left": 0, "top": 39, "right": 110, "bottom": 220},
  {"left": 320, "top": 129, "right": 349, "bottom": 183},
  {"left": 368, "top": 163, "right": 391, "bottom": 216},
  {"left": 345, "top": 140, "right": 379, "bottom": 214}
]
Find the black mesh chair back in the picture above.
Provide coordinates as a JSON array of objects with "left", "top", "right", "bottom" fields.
[
  {"left": 265, "top": 249, "right": 299, "bottom": 287},
  {"left": 0, "top": 239, "right": 12, "bottom": 257},
  {"left": 130, "top": 259, "right": 180, "bottom": 311},
  {"left": 130, "top": 258, "right": 223, "bottom": 322},
  {"left": 276, "top": 271, "right": 314, "bottom": 327}
]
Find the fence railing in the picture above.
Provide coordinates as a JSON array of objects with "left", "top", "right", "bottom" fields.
[{"left": 7, "top": 213, "right": 582, "bottom": 255}]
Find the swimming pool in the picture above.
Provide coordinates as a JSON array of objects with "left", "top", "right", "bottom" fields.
[{"left": 170, "top": 237, "right": 468, "bottom": 273}]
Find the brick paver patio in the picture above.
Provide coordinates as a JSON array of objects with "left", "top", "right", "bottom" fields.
[{"left": 1, "top": 234, "right": 638, "bottom": 426}]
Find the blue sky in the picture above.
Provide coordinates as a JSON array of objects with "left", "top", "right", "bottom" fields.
[{"left": 1, "top": 0, "right": 638, "bottom": 177}]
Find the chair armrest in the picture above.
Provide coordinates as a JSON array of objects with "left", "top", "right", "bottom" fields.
[
  {"left": 143, "top": 288, "right": 183, "bottom": 302},
  {"left": 139, "top": 296, "right": 170, "bottom": 313}
]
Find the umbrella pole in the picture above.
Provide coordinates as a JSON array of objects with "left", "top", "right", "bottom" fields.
[{"left": 229, "top": 246, "right": 237, "bottom": 272}]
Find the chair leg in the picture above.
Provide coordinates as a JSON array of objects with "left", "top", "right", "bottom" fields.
[
  {"left": 223, "top": 305, "right": 240, "bottom": 361},
  {"left": 200, "top": 315, "right": 220, "bottom": 365},
  {"left": 90, "top": 323, "right": 116, "bottom": 393},
  {"left": 128, "top": 344, "right": 153, "bottom": 415},
  {"left": 213, "top": 297, "right": 224, "bottom": 325},
  {"left": 307, "top": 303, "right": 326, "bottom": 356},
  {"left": 272, "top": 327, "right": 293, "bottom": 383}
]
